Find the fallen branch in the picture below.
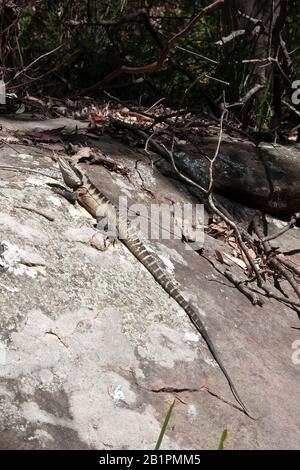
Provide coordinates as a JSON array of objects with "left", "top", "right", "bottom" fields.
[
  {"left": 253, "top": 216, "right": 300, "bottom": 302},
  {"left": 262, "top": 213, "right": 300, "bottom": 242},
  {"left": 279, "top": 258, "right": 300, "bottom": 278},
  {"left": 223, "top": 270, "right": 264, "bottom": 306}
]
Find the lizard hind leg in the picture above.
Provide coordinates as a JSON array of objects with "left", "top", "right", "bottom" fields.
[
  {"left": 95, "top": 215, "right": 118, "bottom": 250},
  {"left": 90, "top": 231, "right": 115, "bottom": 251}
]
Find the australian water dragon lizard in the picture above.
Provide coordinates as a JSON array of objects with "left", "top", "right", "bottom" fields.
[{"left": 57, "top": 157, "right": 250, "bottom": 416}]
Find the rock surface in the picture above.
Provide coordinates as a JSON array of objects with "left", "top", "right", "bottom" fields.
[
  {"left": 158, "top": 137, "right": 300, "bottom": 217},
  {"left": 0, "top": 118, "right": 299, "bottom": 450}
]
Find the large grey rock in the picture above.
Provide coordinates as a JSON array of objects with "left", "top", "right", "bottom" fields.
[
  {"left": 0, "top": 125, "right": 299, "bottom": 449},
  {"left": 158, "top": 138, "right": 300, "bottom": 217}
]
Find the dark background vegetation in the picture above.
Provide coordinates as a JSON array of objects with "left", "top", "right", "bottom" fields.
[{"left": 0, "top": 0, "right": 299, "bottom": 135}]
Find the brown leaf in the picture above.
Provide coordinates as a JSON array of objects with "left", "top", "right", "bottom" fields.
[
  {"left": 215, "top": 250, "right": 224, "bottom": 263},
  {"left": 91, "top": 112, "right": 106, "bottom": 123},
  {"left": 71, "top": 147, "right": 92, "bottom": 164},
  {"left": 223, "top": 253, "right": 247, "bottom": 270}
]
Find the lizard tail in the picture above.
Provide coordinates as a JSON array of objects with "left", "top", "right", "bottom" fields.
[
  {"left": 125, "top": 234, "right": 251, "bottom": 417},
  {"left": 172, "top": 292, "right": 251, "bottom": 417}
]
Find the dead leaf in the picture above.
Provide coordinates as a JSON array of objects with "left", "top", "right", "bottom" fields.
[
  {"left": 215, "top": 250, "right": 231, "bottom": 266},
  {"left": 223, "top": 253, "right": 247, "bottom": 270},
  {"left": 215, "top": 250, "right": 224, "bottom": 263},
  {"left": 90, "top": 112, "right": 106, "bottom": 123},
  {"left": 71, "top": 147, "right": 92, "bottom": 164},
  {"left": 247, "top": 247, "right": 257, "bottom": 259}
]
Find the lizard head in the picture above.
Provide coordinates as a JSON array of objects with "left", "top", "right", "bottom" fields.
[{"left": 58, "top": 158, "right": 83, "bottom": 189}]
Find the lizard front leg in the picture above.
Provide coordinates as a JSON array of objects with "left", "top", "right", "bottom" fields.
[
  {"left": 95, "top": 205, "right": 119, "bottom": 249},
  {"left": 48, "top": 183, "right": 78, "bottom": 204}
]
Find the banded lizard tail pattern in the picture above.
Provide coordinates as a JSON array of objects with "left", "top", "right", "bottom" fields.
[{"left": 58, "top": 157, "right": 250, "bottom": 416}]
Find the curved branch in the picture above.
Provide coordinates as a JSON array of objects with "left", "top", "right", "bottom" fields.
[{"left": 78, "top": 0, "right": 224, "bottom": 96}]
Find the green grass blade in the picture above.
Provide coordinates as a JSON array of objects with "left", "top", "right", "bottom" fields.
[
  {"left": 217, "top": 429, "right": 228, "bottom": 450},
  {"left": 155, "top": 399, "right": 176, "bottom": 450}
]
